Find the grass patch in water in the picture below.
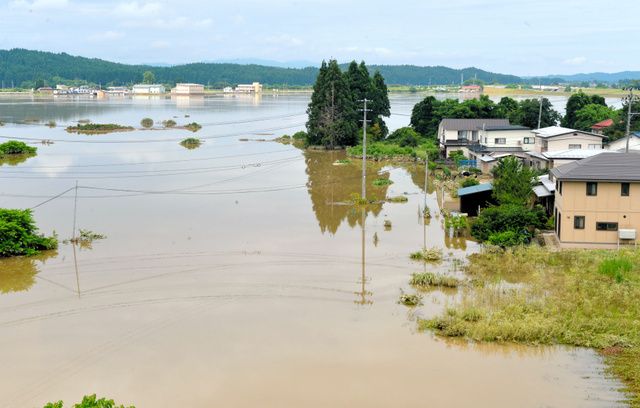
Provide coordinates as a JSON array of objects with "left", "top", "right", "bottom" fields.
[
  {"left": 418, "top": 246, "right": 640, "bottom": 406},
  {"left": 387, "top": 195, "right": 408, "bottom": 203},
  {"left": 410, "top": 272, "right": 460, "bottom": 288},
  {"left": 66, "top": 123, "right": 134, "bottom": 134},
  {"left": 373, "top": 178, "right": 393, "bottom": 186},
  {"left": 399, "top": 292, "right": 422, "bottom": 307},
  {"left": 409, "top": 247, "right": 443, "bottom": 262}
]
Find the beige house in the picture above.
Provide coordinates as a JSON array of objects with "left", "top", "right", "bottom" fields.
[
  {"left": 551, "top": 153, "right": 640, "bottom": 248},
  {"left": 132, "top": 84, "right": 166, "bottom": 94},
  {"left": 171, "top": 83, "right": 205, "bottom": 95},
  {"left": 532, "top": 126, "right": 605, "bottom": 153}
]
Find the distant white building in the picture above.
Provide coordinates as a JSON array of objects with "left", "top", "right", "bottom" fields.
[
  {"left": 132, "top": 84, "right": 165, "bottom": 94},
  {"left": 223, "top": 86, "right": 234, "bottom": 93},
  {"left": 235, "top": 82, "right": 263, "bottom": 93},
  {"left": 171, "top": 83, "right": 205, "bottom": 95}
]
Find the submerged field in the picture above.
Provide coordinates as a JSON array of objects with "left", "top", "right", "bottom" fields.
[{"left": 420, "top": 246, "right": 640, "bottom": 406}]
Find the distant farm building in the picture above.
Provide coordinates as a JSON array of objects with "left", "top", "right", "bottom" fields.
[
  {"left": 171, "top": 83, "right": 205, "bottom": 95},
  {"left": 235, "top": 82, "right": 263, "bottom": 93},
  {"left": 133, "top": 84, "right": 166, "bottom": 95}
]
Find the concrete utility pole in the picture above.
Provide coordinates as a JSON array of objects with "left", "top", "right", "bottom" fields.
[
  {"left": 624, "top": 88, "right": 639, "bottom": 153},
  {"left": 359, "top": 98, "right": 371, "bottom": 200}
]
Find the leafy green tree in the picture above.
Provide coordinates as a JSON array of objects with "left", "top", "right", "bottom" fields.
[
  {"left": 562, "top": 92, "right": 606, "bottom": 128},
  {"left": 140, "top": 118, "right": 154, "bottom": 128},
  {"left": 0, "top": 209, "right": 58, "bottom": 257},
  {"left": 495, "top": 96, "right": 519, "bottom": 118},
  {"left": 386, "top": 127, "right": 421, "bottom": 147},
  {"left": 605, "top": 98, "right": 640, "bottom": 140},
  {"left": 510, "top": 98, "right": 560, "bottom": 129},
  {"left": 573, "top": 104, "right": 617, "bottom": 131},
  {"left": 142, "top": 70, "right": 156, "bottom": 84},
  {"left": 410, "top": 96, "right": 441, "bottom": 138},
  {"left": 306, "top": 60, "right": 358, "bottom": 147},
  {"left": 491, "top": 156, "right": 535, "bottom": 206}
]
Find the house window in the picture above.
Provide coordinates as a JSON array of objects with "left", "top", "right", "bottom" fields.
[
  {"left": 588, "top": 144, "right": 602, "bottom": 149},
  {"left": 494, "top": 138, "right": 506, "bottom": 145},
  {"left": 559, "top": 181, "right": 563, "bottom": 195},
  {"left": 524, "top": 137, "right": 535, "bottom": 144},
  {"left": 568, "top": 144, "right": 582, "bottom": 149},
  {"left": 621, "top": 183, "right": 630, "bottom": 196},
  {"left": 574, "top": 216, "right": 585, "bottom": 229},
  {"left": 586, "top": 182, "right": 597, "bottom": 196},
  {"left": 471, "top": 130, "right": 479, "bottom": 141},
  {"left": 596, "top": 222, "right": 618, "bottom": 231},
  {"left": 457, "top": 130, "right": 468, "bottom": 140}
]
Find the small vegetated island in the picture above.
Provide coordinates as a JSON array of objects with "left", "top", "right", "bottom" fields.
[
  {"left": 0, "top": 140, "right": 38, "bottom": 166},
  {"left": 179, "top": 137, "right": 202, "bottom": 149},
  {"left": 66, "top": 123, "right": 134, "bottom": 134}
]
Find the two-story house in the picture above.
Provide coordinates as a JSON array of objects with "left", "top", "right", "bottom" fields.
[
  {"left": 550, "top": 152, "right": 640, "bottom": 248},
  {"left": 438, "top": 118, "right": 510, "bottom": 157},
  {"left": 525, "top": 126, "right": 607, "bottom": 169}
]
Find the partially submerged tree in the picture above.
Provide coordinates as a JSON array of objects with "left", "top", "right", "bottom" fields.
[
  {"left": 140, "top": 118, "right": 154, "bottom": 128},
  {"left": 0, "top": 209, "right": 57, "bottom": 257}
]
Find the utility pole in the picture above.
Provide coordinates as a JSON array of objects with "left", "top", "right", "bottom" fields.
[
  {"left": 537, "top": 79, "right": 543, "bottom": 129},
  {"left": 624, "top": 87, "right": 639, "bottom": 153},
  {"left": 359, "top": 98, "right": 371, "bottom": 200}
]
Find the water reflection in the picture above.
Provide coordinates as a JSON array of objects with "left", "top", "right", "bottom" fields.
[
  {"left": 305, "top": 150, "right": 390, "bottom": 234},
  {"left": 0, "top": 250, "right": 57, "bottom": 294},
  {"left": 0, "top": 153, "right": 35, "bottom": 167},
  {"left": 355, "top": 208, "right": 372, "bottom": 305}
]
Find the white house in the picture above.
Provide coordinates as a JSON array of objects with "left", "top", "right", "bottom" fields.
[
  {"left": 532, "top": 126, "right": 605, "bottom": 153},
  {"left": 171, "top": 83, "right": 205, "bottom": 95},
  {"left": 235, "top": 82, "right": 263, "bottom": 93},
  {"left": 607, "top": 132, "right": 640, "bottom": 152},
  {"left": 438, "top": 118, "right": 511, "bottom": 157},
  {"left": 132, "top": 84, "right": 166, "bottom": 94}
]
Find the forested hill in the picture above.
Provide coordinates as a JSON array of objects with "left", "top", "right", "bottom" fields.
[{"left": 0, "top": 48, "right": 521, "bottom": 87}]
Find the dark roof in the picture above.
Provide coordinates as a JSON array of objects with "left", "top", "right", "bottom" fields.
[
  {"left": 550, "top": 152, "right": 640, "bottom": 182},
  {"left": 440, "top": 118, "right": 509, "bottom": 131},
  {"left": 484, "top": 125, "right": 530, "bottom": 131}
]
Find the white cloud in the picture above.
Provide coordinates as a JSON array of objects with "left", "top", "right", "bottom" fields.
[
  {"left": 10, "top": 0, "right": 69, "bottom": 11},
  {"left": 114, "top": 1, "right": 161, "bottom": 16},
  {"left": 563, "top": 56, "right": 587, "bottom": 65},
  {"left": 88, "top": 31, "right": 125, "bottom": 41}
]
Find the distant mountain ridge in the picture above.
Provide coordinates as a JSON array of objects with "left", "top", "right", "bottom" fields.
[
  {"left": 0, "top": 49, "right": 637, "bottom": 87},
  {"left": 0, "top": 49, "right": 520, "bottom": 87}
]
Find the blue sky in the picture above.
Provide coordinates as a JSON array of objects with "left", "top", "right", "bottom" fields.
[{"left": 1, "top": 0, "right": 638, "bottom": 76}]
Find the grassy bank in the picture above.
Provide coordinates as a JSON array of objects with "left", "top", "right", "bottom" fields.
[{"left": 419, "top": 246, "right": 640, "bottom": 406}]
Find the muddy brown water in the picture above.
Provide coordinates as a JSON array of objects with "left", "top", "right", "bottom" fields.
[{"left": 0, "top": 94, "right": 626, "bottom": 407}]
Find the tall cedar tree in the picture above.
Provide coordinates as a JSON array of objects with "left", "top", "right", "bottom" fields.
[
  {"left": 306, "top": 60, "right": 358, "bottom": 147},
  {"left": 491, "top": 156, "right": 535, "bottom": 207},
  {"left": 370, "top": 70, "right": 391, "bottom": 137}
]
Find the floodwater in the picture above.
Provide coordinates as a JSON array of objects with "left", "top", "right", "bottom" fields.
[{"left": 0, "top": 93, "right": 627, "bottom": 407}]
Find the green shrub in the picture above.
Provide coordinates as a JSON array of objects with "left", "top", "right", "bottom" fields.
[
  {"left": 162, "top": 119, "right": 177, "bottom": 128},
  {"left": 386, "top": 127, "right": 421, "bottom": 147},
  {"left": 0, "top": 141, "right": 37, "bottom": 156},
  {"left": 292, "top": 131, "right": 307, "bottom": 140},
  {"left": 486, "top": 230, "right": 528, "bottom": 247},
  {"left": 460, "top": 178, "right": 479, "bottom": 188},
  {"left": 0, "top": 209, "right": 57, "bottom": 257},
  {"left": 140, "top": 118, "right": 154, "bottom": 128},
  {"left": 468, "top": 167, "right": 482, "bottom": 175},
  {"left": 471, "top": 204, "right": 547, "bottom": 242}
]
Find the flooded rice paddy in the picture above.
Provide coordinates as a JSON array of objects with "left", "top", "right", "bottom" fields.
[{"left": 0, "top": 93, "right": 627, "bottom": 407}]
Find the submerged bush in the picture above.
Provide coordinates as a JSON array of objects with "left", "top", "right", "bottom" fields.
[
  {"left": 0, "top": 140, "right": 37, "bottom": 156},
  {"left": 66, "top": 124, "right": 134, "bottom": 134},
  {"left": 140, "top": 118, "right": 154, "bottom": 128},
  {"left": 185, "top": 122, "right": 202, "bottom": 132},
  {"left": 162, "top": 119, "right": 177, "bottom": 128},
  {"left": 0, "top": 209, "right": 57, "bottom": 257},
  {"left": 179, "top": 138, "right": 202, "bottom": 149},
  {"left": 399, "top": 292, "right": 422, "bottom": 307},
  {"left": 44, "top": 394, "right": 135, "bottom": 408},
  {"left": 409, "top": 247, "right": 443, "bottom": 262}
]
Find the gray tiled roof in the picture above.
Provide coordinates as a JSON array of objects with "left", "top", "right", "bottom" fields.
[
  {"left": 440, "top": 118, "right": 510, "bottom": 131},
  {"left": 550, "top": 152, "right": 640, "bottom": 182}
]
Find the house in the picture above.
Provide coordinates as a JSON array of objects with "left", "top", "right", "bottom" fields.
[
  {"left": 533, "top": 148, "right": 615, "bottom": 169},
  {"left": 532, "top": 126, "right": 605, "bottom": 153},
  {"left": 591, "top": 118, "right": 614, "bottom": 135},
  {"left": 235, "top": 82, "right": 263, "bottom": 93},
  {"left": 550, "top": 152, "right": 640, "bottom": 248},
  {"left": 171, "top": 83, "right": 205, "bottom": 95},
  {"left": 132, "top": 84, "right": 166, "bottom": 94},
  {"left": 607, "top": 132, "right": 640, "bottom": 152},
  {"left": 466, "top": 124, "right": 534, "bottom": 171},
  {"left": 438, "top": 118, "right": 511, "bottom": 157},
  {"left": 457, "top": 182, "right": 495, "bottom": 216},
  {"left": 533, "top": 174, "right": 556, "bottom": 215}
]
